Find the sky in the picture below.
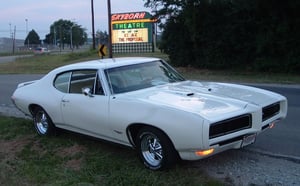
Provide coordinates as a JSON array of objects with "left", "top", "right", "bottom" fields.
[{"left": 0, "top": 0, "right": 152, "bottom": 40}]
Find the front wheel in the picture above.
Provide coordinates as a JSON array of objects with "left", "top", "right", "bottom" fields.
[
  {"left": 33, "top": 107, "right": 56, "bottom": 136},
  {"left": 136, "top": 127, "right": 178, "bottom": 170}
]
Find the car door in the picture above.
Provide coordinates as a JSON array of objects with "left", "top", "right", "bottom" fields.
[{"left": 59, "top": 70, "right": 111, "bottom": 139}]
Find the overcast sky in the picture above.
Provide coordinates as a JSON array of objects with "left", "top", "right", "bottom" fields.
[{"left": 0, "top": 0, "right": 151, "bottom": 39}]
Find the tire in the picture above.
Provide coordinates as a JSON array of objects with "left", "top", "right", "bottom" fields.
[
  {"left": 136, "top": 127, "right": 178, "bottom": 170},
  {"left": 33, "top": 107, "right": 56, "bottom": 136}
]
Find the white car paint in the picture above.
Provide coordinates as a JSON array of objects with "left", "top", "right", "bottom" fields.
[{"left": 11, "top": 57, "right": 288, "bottom": 162}]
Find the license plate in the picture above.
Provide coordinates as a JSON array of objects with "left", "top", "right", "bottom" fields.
[{"left": 241, "top": 134, "right": 256, "bottom": 147}]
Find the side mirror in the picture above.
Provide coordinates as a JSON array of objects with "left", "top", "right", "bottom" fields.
[{"left": 82, "top": 87, "right": 94, "bottom": 97}]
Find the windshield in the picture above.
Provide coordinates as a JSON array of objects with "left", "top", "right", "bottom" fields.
[{"left": 105, "top": 60, "right": 185, "bottom": 94}]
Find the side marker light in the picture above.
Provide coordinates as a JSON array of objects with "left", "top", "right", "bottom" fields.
[
  {"left": 195, "top": 148, "right": 214, "bottom": 156},
  {"left": 269, "top": 122, "right": 275, "bottom": 129}
]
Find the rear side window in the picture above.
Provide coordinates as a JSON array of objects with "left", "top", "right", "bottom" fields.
[{"left": 54, "top": 72, "right": 71, "bottom": 93}]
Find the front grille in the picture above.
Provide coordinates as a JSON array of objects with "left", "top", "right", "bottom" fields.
[
  {"left": 209, "top": 114, "right": 252, "bottom": 139},
  {"left": 262, "top": 102, "right": 280, "bottom": 121}
]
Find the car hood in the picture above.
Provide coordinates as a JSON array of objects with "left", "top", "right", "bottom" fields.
[{"left": 129, "top": 81, "right": 282, "bottom": 120}]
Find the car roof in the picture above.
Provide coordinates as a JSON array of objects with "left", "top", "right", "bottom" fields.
[{"left": 52, "top": 57, "right": 161, "bottom": 73}]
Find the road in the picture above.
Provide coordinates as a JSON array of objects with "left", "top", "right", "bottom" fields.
[
  {"left": 0, "top": 74, "right": 43, "bottom": 104},
  {"left": 247, "top": 84, "right": 300, "bottom": 159},
  {"left": 0, "top": 74, "right": 299, "bottom": 159}
]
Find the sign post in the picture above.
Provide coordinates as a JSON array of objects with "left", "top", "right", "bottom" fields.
[
  {"left": 98, "top": 44, "right": 107, "bottom": 59},
  {"left": 107, "top": 0, "right": 113, "bottom": 58}
]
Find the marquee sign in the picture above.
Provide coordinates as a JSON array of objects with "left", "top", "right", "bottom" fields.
[{"left": 111, "top": 11, "right": 155, "bottom": 44}]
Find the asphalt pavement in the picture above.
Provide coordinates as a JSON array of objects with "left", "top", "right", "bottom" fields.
[{"left": 246, "top": 84, "right": 300, "bottom": 159}]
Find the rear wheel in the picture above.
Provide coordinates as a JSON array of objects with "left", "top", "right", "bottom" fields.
[
  {"left": 136, "top": 127, "right": 178, "bottom": 170},
  {"left": 33, "top": 107, "right": 56, "bottom": 136}
]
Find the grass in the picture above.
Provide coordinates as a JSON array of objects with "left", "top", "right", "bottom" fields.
[
  {"left": 176, "top": 67, "right": 300, "bottom": 84},
  {"left": 0, "top": 50, "right": 299, "bottom": 84},
  {"left": 0, "top": 51, "right": 168, "bottom": 74},
  {"left": 0, "top": 116, "right": 225, "bottom": 186},
  {"left": 0, "top": 51, "right": 98, "bottom": 74}
]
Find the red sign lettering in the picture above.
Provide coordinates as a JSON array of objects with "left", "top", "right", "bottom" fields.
[{"left": 112, "top": 12, "right": 147, "bottom": 21}]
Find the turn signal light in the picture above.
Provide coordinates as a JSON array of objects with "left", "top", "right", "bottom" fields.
[
  {"left": 195, "top": 148, "right": 214, "bottom": 156},
  {"left": 269, "top": 122, "right": 275, "bottom": 129}
]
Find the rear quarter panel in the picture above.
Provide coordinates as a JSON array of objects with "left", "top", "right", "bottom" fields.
[{"left": 12, "top": 74, "right": 65, "bottom": 125}]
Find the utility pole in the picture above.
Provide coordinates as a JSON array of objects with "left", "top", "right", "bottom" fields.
[
  {"left": 9, "top": 23, "right": 13, "bottom": 52},
  {"left": 91, "top": 0, "right": 96, "bottom": 50},
  {"left": 59, "top": 25, "right": 62, "bottom": 52},
  {"left": 12, "top": 26, "right": 16, "bottom": 54},
  {"left": 70, "top": 24, "right": 75, "bottom": 51},
  {"left": 25, "top": 19, "right": 29, "bottom": 49},
  {"left": 53, "top": 27, "right": 57, "bottom": 46},
  {"left": 107, "top": 0, "right": 113, "bottom": 58},
  {"left": 9, "top": 23, "right": 11, "bottom": 38}
]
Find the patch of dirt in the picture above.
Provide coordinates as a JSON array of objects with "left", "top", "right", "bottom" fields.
[
  {"left": 29, "top": 140, "right": 48, "bottom": 156},
  {"left": 0, "top": 136, "right": 32, "bottom": 161},
  {"left": 64, "top": 158, "right": 85, "bottom": 171},
  {"left": 0, "top": 135, "right": 33, "bottom": 185},
  {"left": 55, "top": 143, "right": 87, "bottom": 158},
  {"left": 55, "top": 144, "right": 87, "bottom": 171},
  {"left": 1, "top": 135, "right": 88, "bottom": 172}
]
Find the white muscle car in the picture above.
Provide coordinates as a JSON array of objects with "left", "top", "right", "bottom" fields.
[{"left": 11, "top": 57, "right": 287, "bottom": 170}]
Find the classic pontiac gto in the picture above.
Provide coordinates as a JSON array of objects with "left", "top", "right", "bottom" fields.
[{"left": 11, "top": 57, "right": 287, "bottom": 170}]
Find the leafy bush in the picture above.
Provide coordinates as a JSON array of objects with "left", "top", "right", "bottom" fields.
[{"left": 155, "top": 0, "right": 300, "bottom": 74}]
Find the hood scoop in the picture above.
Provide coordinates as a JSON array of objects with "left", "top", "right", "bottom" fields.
[{"left": 186, "top": 92, "right": 194, "bottom": 96}]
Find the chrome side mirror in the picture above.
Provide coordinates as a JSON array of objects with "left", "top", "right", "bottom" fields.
[{"left": 82, "top": 87, "right": 94, "bottom": 97}]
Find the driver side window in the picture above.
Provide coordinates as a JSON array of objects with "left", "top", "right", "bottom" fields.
[{"left": 70, "top": 70, "right": 104, "bottom": 95}]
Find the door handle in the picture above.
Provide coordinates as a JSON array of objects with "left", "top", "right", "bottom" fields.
[{"left": 62, "top": 99, "right": 70, "bottom": 103}]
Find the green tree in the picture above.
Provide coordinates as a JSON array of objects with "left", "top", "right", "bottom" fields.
[
  {"left": 24, "top": 29, "right": 40, "bottom": 46},
  {"left": 159, "top": 14, "right": 195, "bottom": 66},
  {"left": 145, "top": 0, "right": 300, "bottom": 73},
  {"left": 95, "top": 30, "right": 109, "bottom": 46},
  {"left": 44, "top": 19, "right": 87, "bottom": 49}
]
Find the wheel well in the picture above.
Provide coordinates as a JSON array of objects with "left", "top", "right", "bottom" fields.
[
  {"left": 28, "top": 104, "right": 42, "bottom": 115},
  {"left": 127, "top": 124, "right": 173, "bottom": 148}
]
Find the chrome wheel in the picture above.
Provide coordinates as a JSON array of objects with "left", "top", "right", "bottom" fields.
[
  {"left": 140, "top": 132, "right": 163, "bottom": 167},
  {"left": 33, "top": 107, "right": 55, "bottom": 136},
  {"left": 136, "top": 127, "right": 178, "bottom": 170},
  {"left": 35, "top": 110, "right": 49, "bottom": 134}
]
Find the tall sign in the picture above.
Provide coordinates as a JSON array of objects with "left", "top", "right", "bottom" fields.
[{"left": 111, "top": 12, "right": 156, "bottom": 53}]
